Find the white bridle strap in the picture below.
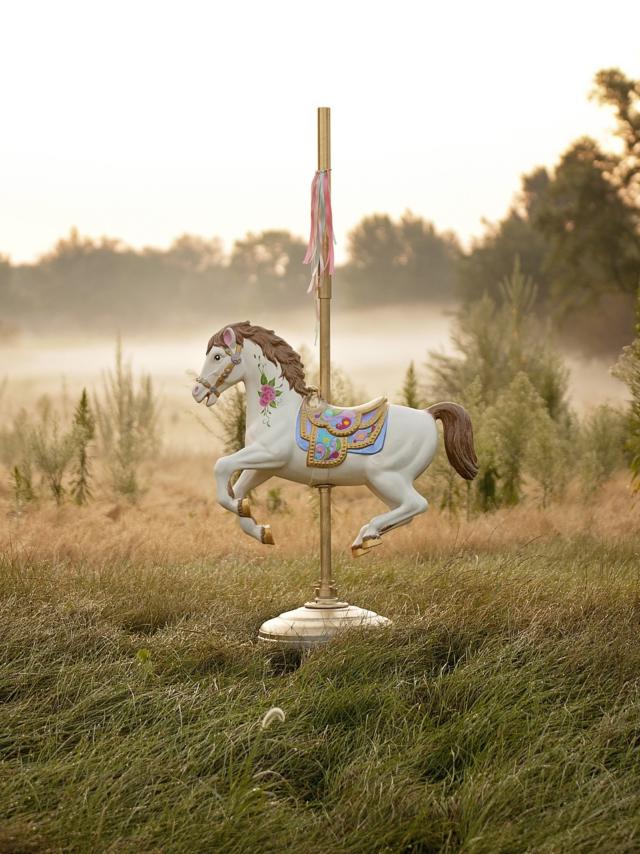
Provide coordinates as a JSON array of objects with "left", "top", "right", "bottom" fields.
[{"left": 196, "top": 342, "right": 242, "bottom": 398}]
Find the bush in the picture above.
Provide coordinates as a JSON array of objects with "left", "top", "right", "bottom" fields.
[
  {"left": 31, "top": 417, "right": 75, "bottom": 506},
  {"left": 400, "top": 361, "right": 422, "bottom": 408},
  {"left": 612, "top": 288, "right": 640, "bottom": 489},
  {"left": 70, "top": 389, "right": 96, "bottom": 505},
  {"left": 479, "top": 374, "right": 554, "bottom": 506},
  {"left": 0, "top": 409, "right": 34, "bottom": 496},
  {"left": 212, "top": 386, "right": 246, "bottom": 455},
  {"left": 579, "top": 404, "right": 629, "bottom": 492},
  {"left": 94, "top": 340, "right": 160, "bottom": 501},
  {"left": 427, "top": 259, "right": 570, "bottom": 421},
  {"left": 422, "top": 262, "right": 580, "bottom": 512}
]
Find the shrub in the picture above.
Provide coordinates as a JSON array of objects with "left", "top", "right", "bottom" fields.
[
  {"left": 479, "top": 374, "right": 544, "bottom": 506},
  {"left": 427, "top": 258, "right": 570, "bottom": 422},
  {"left": 31, "top": 417, "right": 75, "bottom": 506},
  {"left": 579, "top": 404, "right": 628, "bottom": 492},
  {"left": 612, "top": 288, "right": 640, "bottom": 489},
  {"left": 70, "top": 389, "right": 96, "bottom": 505},
  {"left": 400, "top": 361, "right": 422, "bottom": 408},
  {"left": 266, "top": 487, "right": 287, "bottom": 513},
  {"left": 11, "top": 464, "right": 34, "bottom": 507},
  {"left": 94, "top": 340, "right": 160, "bottom": 501},
  {"left": 212, "top": 386, "right": 246, "bottom": 455}
]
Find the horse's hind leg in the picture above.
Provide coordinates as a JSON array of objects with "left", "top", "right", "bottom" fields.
[
  {"left": 230, "top": 469, "right": 275, "bottom": 545},
  {"left": 352, "top": 471, "right": 427, "bottom": 557}
]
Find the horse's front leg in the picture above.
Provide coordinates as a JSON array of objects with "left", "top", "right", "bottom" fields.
[
  {"left": 214, "top": 443, "right": 284, "bottom": 515},
  {"left": 231, "top": 469, "right": 275, "bottom": 545}
]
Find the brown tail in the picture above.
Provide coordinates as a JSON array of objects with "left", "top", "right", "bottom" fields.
[{"left": 427, "top": 402, "right": 479, "bottom": 480}]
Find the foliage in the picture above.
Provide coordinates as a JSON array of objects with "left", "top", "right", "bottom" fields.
[
  {"left": 425, "top": 268, "right": 577, "bottom": 512},
  {"left": 400, "top": 361, "right": 422, "bottom": 408},
  {"left": 31, "top": 417, "right": 75, "bottom": 506},
  {"left": 423, "top": 446, "right": 466, "bottom": 516},
  {"left": 534, "top": 137, "right": 640, "bottom": 310},
  {"left": 211, "top": 386, "right": 246, "bottom": 455},
  {"left": 578, "top": 404, "right": 628, "bottom": 493},
  {"left": 94, "top": 340, "right": 160, "bottom": 501},
  {"left": 525, "top": 407, "right": 571, "bottom": 508},
  {"left": 70, "top": 388, "right": 96, "bottom": 505},
  {"left": 613, "top": 289, "right": 640, "bottom": 488},
  {"left": 458, "top": 168, "right": 552, "bottom": 306},
  {"left": 229, "top": 230, "right": 308, "bottom": 308},
  {"left": 478, "top": 373, "right": 566, "bottom": 506},
  {"left": 591, "top": 68, "right": 640, "bottom": 205},
  {"left": 428, "top": 259, "right": 570, "bottom": 422},
  {"left": 266, "top": 486, "right": 287, "bottom": 513},
  {"left": 344, "top": 211, "right": 460, "bottom": 304},
  {"left": 459, "top": 67, "right": 640, "bottom": 355},
  {"left": 11, "top": 464, "right": 34, "bottom": 507},
  {"left": 0, "top": 409, "right": 34, "bottom": 489}
]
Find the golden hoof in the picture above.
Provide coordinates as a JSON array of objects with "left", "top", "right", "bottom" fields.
[
  {"left": 238, "top": 498, "right": 251, "bottom": 518},
  {"left": 362, "top": 536, "right": 383, "bottom": 550},
  {"left": 261, "top": 525, "right": 275, "bottom": 545},
  {"left": 351, "top": 544, "right": 369, "bottom": 558}
]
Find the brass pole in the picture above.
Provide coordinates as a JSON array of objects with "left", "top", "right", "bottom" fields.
[{"left": 315, "top": 106, "right": 337, "bottom": 604}]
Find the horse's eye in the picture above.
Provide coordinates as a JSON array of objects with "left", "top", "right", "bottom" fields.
[{"left": 214, "top": 354, "right": 221, "bottom": 361}]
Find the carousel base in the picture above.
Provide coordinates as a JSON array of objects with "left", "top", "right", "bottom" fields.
[{"left": 258, "top": 601, "right": 391, "bottom": 648}]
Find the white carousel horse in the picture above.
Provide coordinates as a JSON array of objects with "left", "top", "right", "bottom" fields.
[{"left": 192, "top": 322, "right": 478, "bottom": 556}]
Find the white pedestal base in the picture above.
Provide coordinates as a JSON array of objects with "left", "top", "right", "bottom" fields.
[{"left": 258, "top": 602, "right": 391, "bottom": 648}]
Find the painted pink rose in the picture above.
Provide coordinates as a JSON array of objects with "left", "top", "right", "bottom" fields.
[{"left": 260, "top": 385, "right": 276, "bottom": 407}]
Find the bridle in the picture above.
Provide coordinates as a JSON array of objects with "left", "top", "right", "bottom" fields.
[{"left": 196, "top": 341, "right": 242, "bottom": 402}]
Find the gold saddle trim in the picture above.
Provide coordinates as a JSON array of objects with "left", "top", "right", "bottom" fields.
[{"left": 299, "top": 394, "right": 389, "bottom": 467}]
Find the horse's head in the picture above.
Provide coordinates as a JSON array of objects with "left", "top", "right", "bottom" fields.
[{"left": 192, "top": 326, "right": 243, "bottom": 408}]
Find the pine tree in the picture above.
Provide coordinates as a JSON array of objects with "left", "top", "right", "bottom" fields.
[
  {"left": 32, "top": 419, "right": 75, "bottom": 506},
  {"left": 401, "top": 362, "right": 421, "bottom": 408},
  {"left": 71, "top": 388, "right": 96, "bottom": 505}
]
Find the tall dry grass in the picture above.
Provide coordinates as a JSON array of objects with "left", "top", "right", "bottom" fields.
[
  {"left": 2, "top": 454, "right": 638, "bottom": 569},
  {"left": 2, "top": 453, "right": 640, "bottom": 852}
]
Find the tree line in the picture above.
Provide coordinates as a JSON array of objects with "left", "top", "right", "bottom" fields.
[{"left": 1, "top": 67, "right": 638, "bottom": 356}]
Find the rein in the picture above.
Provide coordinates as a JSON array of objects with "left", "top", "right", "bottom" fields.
[{"left": 196, "top": 341, "right": 242, "bottom": 401}]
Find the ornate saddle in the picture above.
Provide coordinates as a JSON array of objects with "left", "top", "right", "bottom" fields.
[{"left": 296, "top": 394, "right": 389, "bottom": 468}]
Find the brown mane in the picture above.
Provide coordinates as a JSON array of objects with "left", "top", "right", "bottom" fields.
[{"left": 207, "top": 321, "right": 312, "bottom": 396}]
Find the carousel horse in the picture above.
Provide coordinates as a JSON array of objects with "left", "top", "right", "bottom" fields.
[{"left": 192, "top": 322, "right": 478, "bottom": 557}]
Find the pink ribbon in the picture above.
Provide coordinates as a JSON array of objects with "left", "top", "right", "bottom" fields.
[{"left": 303, "top": 170, "right": 335, "bottom": 297}]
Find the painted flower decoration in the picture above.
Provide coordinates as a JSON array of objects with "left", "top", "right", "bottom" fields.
[
  {"left": 259, "top": 385, "right": 276, "bottom": 407},
  {"left": 256, "top": 356, "right": 283, "bottom": 426}
]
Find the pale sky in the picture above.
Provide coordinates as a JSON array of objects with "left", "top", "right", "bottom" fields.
[{"left": 2, "top": 0, "right": 639, "bottom": 264}]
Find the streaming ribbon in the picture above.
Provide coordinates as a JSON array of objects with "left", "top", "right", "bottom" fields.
[{"left": 303, "top": 170, "right": 336, "bottom": 298}]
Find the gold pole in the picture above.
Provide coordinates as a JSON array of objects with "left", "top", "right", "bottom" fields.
[
  {"left": 314, "top": 106, "right": 338, "bottom": 604},
  {"left": 257, "top": 106, "right": 391, "bottom": 644}
]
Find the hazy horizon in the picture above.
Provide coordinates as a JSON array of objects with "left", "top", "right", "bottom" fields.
[
  {"left": 2, "top": 0, "right": 640, "bottom": 264},
  {"left": 2, "top": 306, "right": 628, "bottom": 450}
]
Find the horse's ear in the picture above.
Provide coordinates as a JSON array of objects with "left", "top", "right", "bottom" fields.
[{"left": 222, "top": 327, "right": 236, "bottom": 349}]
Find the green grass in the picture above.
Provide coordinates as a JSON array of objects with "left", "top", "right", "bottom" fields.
[{"left": 1, "top": 539, "right": 640, "bottom": 853}]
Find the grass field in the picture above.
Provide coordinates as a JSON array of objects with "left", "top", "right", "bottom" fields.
[{"left": 1, "top": 464, "right": 640, "bottom": 853}]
